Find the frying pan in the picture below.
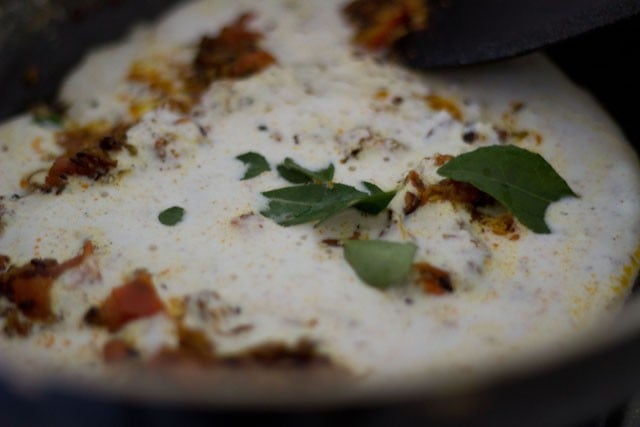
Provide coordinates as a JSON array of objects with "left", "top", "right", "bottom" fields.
[{"left": 0, "top": 1, "right": 639, "bottom": 426}]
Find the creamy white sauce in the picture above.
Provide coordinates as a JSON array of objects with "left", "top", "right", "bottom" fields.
[{"left": 0, "top": 0, "right": 639, "bottom": 389}]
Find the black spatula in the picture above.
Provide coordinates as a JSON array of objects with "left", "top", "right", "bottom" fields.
[{"left": 394, "top": 0, "right": 640, "bottom": 69}]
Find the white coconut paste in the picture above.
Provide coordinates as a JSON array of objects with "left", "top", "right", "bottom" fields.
[{"left": 0, "top": 0, "right": 639, "bottom": 388}]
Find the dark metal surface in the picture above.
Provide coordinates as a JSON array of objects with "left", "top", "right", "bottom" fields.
[
  {"left": 395, "top": 0, "right": 640, "bottom": 69},
  {"left": 2, "top": 326, "right": 640, "bottom": 427},
  {"left": 546, "top": 12, "right": 640, "bottom": 145},
  {"left": 0, "top": 1, "right": 639, "bottom": 426},
  {"left": 0, "top": 0, "right": 181, "bottom": 119}
]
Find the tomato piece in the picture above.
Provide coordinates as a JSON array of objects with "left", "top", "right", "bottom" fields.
[
  {"left": 88, "top": 270, "right": 165, "bottom": 332},
  {"left": 0, "top": 242, "right": 94, "bottom": 321}
]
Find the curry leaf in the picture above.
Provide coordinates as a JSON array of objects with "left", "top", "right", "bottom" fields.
[
  {"left": 344, "top": 240, "right": 417, "bottom": 289},
  {"left": 261, "top": 183, "right": 367, "bottom": 226},
  {"left": 437, "top": 145, "right": 577, "bottom": 233},
  {"left": 236, "top": 152, "right": 271, "bottom": 180},
  {"left": 158, "top": 206, "right": 185, "bottom": 226},
  {"left": 276, "top": 158, "right": 335, "bottom": 184},
  {"left": 33, "top": 112, "right": 63, "bottom": 127},
  {"left": 354, "top": 182, "right": 397, "bottom": 215},
  {"left": 261, "top": 182, "right": 396, "bottom": 226},
  {"left": 361, "top": 181, "right": 384, "bottom": 194}
]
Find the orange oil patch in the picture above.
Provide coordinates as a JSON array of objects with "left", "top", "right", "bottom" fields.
[
  {"left": 128, "top": 61, "right": 175, "bottom": 94},
  {"left": 374, "top": 88, "right": 389, "bottom": 100},
  {"left": 31, "top": 136, "right": 45, "bottom": 157},
  {"left": 167, "top": 297, "right": 185, "bottom": 318},
  {"left": 158, "top": 268, "right": 172, "bottom": 277},
  {"left": 571, "top": 246, "right": 640, "bottom": 326},
  {"left": 426, "top": 94, "right": 463, "bottom": 121},
  {"left": 433, "top": 153, "right": 453, "bottom": 167},
  {"left": 532, "top": 131, "right": 543, "bottom": 145},
  {"left": 129, "top": 99, "right": 159, "bottom": 120},
  {"left": 612, "top": 246, "right": 640, "bottom": 296}
]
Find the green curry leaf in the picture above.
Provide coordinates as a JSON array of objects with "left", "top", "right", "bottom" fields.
[
  {"left": 261, "top": 183, "right": 367, "bottom": 226},
  {"left": 354, "top": 181, "right": 397, "bottom": 215},
  {"left": 261, "top": 182, "right": 396, "bottom": 226},
  {"left": 236, "top": 152, "right": 271, "bottom": 180},
  {"left": 343, "top": 240, "right": 417, "bottom": 289},
  {"left": 437, "top": 145, "right": 577, "bottom": 233},
  {"left": 276, "top": 158, "right": 335, "bottom": 184},
  {"left": 361, "top": 181, "right": 384, "bottom": 194},
  {"left": 158, "top": 206, "right": 185, "bottom": 226},
  {"left": 33, "top": 112, "right": 63, "bottom": 127}
]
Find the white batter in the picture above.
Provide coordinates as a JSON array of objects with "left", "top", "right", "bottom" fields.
[{"left": 0, "top": 0, "right": 638, "bottom": 390}]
